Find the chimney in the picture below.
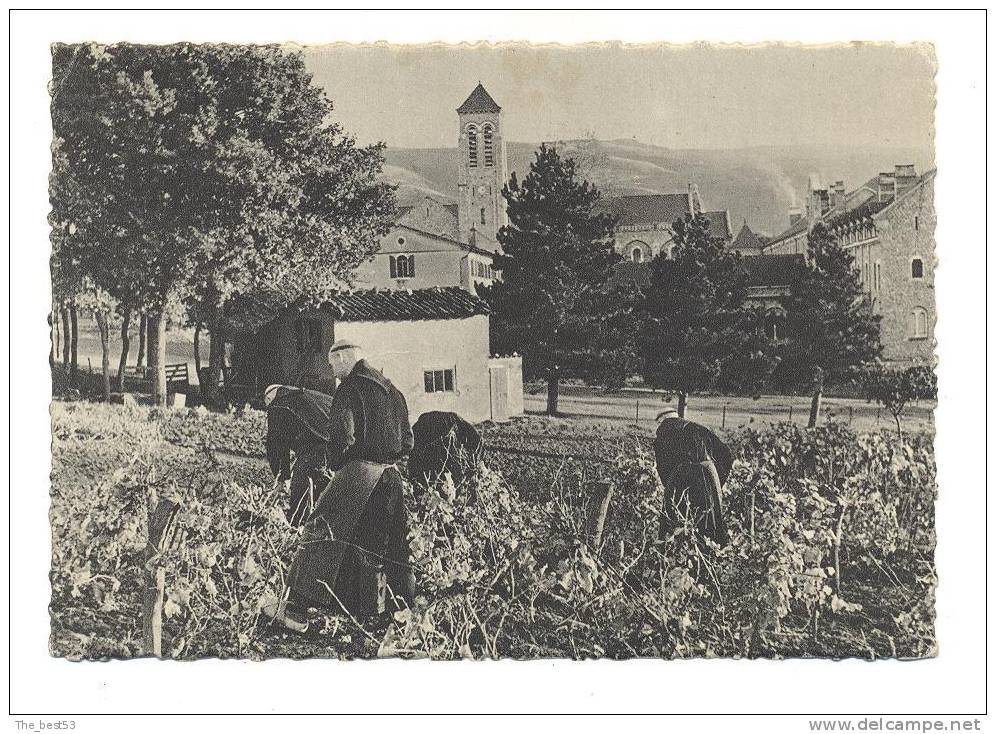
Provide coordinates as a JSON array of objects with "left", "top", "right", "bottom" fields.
[
  {"left": 893, "top": 164, "right": 918, "bottom": 199},
  {"left": 877, "top": 172, "right": 896, "bottom": 203},
  {"left": 830, "top": 180, "right": 846, "bottom": 210},
  {"left": 687, "top": 183, "right": 702, "bottom": 214}
]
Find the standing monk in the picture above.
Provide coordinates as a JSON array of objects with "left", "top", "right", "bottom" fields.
[
  {"left": 654, "top": 408, "right": 733, "bottom": 547},
  {"left": 263, "top": 384, "right": 337, "bottom": 526},
  {"left": 265, "top": 341, "right": 415, "bottom": 632}
]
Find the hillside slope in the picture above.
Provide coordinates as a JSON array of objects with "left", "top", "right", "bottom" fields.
[{"left": 383, "top": 140, "right": 933, "bottom": 237}]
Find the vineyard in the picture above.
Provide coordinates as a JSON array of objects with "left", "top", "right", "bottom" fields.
[{"left": 50, "top": 402, "right": 936, "bottom": 661}]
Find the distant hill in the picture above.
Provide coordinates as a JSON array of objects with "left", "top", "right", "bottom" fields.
[{"left": 383, "top": 139, "right": 934, "bottom": 237}]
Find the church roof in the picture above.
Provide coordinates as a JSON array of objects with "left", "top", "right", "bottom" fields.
[
  {"left": 733, "top": 222, "right": 765, "bottom": 252},
  {"left": 704, "top": 210, "right": 732, "bottom": 241},
  {"left": 596, "top": 193, "right": 692, "bottom": 227},
  {"left": 457, "top": 83, "right": 502, "bottom": 114}
]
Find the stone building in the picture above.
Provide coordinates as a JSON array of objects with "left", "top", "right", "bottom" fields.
[
  {"left": 246, "top": 287, "right": 523, "bottom": 423},
  {"left": 595, "top": 190, "right": 733, "bottom": 264},
  {"left": 366, "top": 84, "right": 505, "bottom": 293},
  {"left": 764, "top": 165, "right": 936, "bottom": 364},
  {"left": 351, "top": 219, "right": 496, "bottom": 293},
  {"left": 455, "top": 83, "right": 508, "bottom": 251}
]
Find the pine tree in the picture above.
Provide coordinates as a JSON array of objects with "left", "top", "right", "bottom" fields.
[
  {"left": 481, "top": 144, "right": 631, "bottom": 415},
  {"left": 636, "top": 212, "right": 770, "bottom": 417},
  {"left": 780, "top": 223, "right": 882, "bottom": 425}
]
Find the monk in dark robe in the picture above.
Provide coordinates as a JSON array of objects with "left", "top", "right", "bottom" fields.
[
  {"left": 264, "top": 341, "right": 415, "bottom": 632},
  {"left": 263, "top": 384, "right": 337, "bottom": 526},
  {"left": 408, "top": 411, "right": 483, "bottom": 489},
  {"left": 654, "top": 408, "right": 733, "bottom": 547}
]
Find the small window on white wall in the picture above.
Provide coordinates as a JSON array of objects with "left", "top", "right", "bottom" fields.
[
  {"left": 910, "top": 307, "right": 929, "bottom": 339},
  {"left": 631, "top": 247, "right": 643, "bottom": 263},
  {"left": 390, "top": 254, "right": 415, "bottom": 279},
  {"left": 911, "top": 257, "right": 924, "bottom": 279},
  {"left": 424, "top": 369, "right": 455, "bottom": 393}
]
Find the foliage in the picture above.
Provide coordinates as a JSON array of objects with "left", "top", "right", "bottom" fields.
[
  {"left": 49, "top": 43, "right": 397, "bottom": 401},
  {"left": 482, "top": 144, "right": 634, "bottom": 403},
  {"left": 636, "top": 213, "right": 775, "bottom": 401},
  {"left": 51, "top": 404, "right": 935, "bottom": 661},
  {"left": 862, "top": 364, "right": 938, "bottom": 439},
  {"left": 776, "top": 223, "right": 882, "bottom": 392}
]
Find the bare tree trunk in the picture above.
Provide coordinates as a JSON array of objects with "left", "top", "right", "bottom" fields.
[
  {"left": 546, "top": 373, "right": 560, "bottom": 416},
  {"left": 193, "top": 321, "right": 202, "bottom": 382},
  {"left": 136, "top": 313, "right": 147, "bottom": 370},
  {"left": 116, "top": 307, "right": 132, "bottom": 392},
  {"left": 49, "top": 310, "right": 58, "bottom": 367},
  {"left": 69, "top": 302, "right": 79, "bottom": 387},
  {"left": 95, "top": 310, "right": 112, "bottom": 402},
  {"left": 201, "top": 308, "right": 227, "bottom": 407},
  {"left": 149, "top": 314, "right": 167, "bottom": 406},
  {"left": 61, "top": 307, "right": 71, "bottom": 370},
  {"left": 677, "top": 391, "right": 688, "bottom": 419},
  {"left": 893, "top": 412, "right": 904, "bottom": 444},
  {"left": 808, "top": 390, "right": 822, "bottom": 428}
]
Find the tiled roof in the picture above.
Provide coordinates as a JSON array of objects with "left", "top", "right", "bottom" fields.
[
  {"left": 596, "top": 193, "right": 692, "bottom": 227},
  {"left": 704, "top": 210, "right": 732, "bottom": 240},
  {"left": 740, "top": 254, "right": 807, "bottom": 288},
  {"left": 733, "top": 222, "right": 764, "bottom": 252},
  {"left": 766, "top": 215, "right": 809, "bottom": 247},
  {"left": 457, "top": 83, "right": 502, "bottom": 114},
  {"left": 824, "top": 199, "right": 889, "bottom": 229},
  {"left": 322, "top": 286, "right": 491, "bottom": 322}
]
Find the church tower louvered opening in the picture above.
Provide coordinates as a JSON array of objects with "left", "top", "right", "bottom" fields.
[{"left": 456, "top": 83, "right": 507, "bottom": 251}]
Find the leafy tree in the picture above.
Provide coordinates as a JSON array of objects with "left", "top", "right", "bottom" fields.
[
  {"left": 481, "top": 144, "right": 629, "bottom": 415},
  {"left": 50, "top": 43, "right": 395, "bottom": 405},
  {"left": 779, "top": 223, "right": 882, "bottom": 426},
  {"left": 863, "top": 363, "right": 937, "bottom": 441},
  {"left": 636, "top": 212, "right": 771, "bottom": 417}
]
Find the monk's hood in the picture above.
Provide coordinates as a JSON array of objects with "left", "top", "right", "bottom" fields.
[{"left": 351, "top": 359, "right": 392, "bottom": 394}]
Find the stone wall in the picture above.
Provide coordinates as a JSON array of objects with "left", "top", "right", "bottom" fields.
[{"left": 871, "top": 175, "right": 936, "bottom": 364}]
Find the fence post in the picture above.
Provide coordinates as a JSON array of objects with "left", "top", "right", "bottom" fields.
[
  {"left": 143, "top": 498, "right": 181, "bottom": 658},
  {"left": 584, "top": 481, "right": 614, "bottom": 552},
  {"left": 635, "top": 399, "right": 640, "bottom": 426},
  {"left": 722, "top": 403, "right": 727, "bottom": 429},
  {"left": 849, "top": 406, "right": 854, "bottom": 425},
  {"left": 788, "top": 404, "right": 793, "bottom": 422}
]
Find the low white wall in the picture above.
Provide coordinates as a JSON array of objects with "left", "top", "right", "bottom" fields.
[
  {"left": 488, "top": 355, "right": 524, "bottom": 417},
  {"left": 338, "top": 314, "right": 492, "bottom": 424}
]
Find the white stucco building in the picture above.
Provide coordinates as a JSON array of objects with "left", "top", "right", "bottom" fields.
[{"left": 249, "top": 287, "right": 522, "bottom": 423}]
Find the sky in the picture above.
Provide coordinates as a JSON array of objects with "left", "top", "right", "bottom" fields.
[{"left": 303, "top": 42, "right": 936, "bottom": 151}]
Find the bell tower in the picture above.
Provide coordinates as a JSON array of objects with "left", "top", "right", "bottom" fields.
[{"left": 456, "top": 83, "right": 507, "bottom": 251}]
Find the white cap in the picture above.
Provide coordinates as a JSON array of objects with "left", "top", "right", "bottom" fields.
[
  {"left": 656, "top": 407, "right": 679, "bottom": 422},
  {"left": 263, "top": 384, "right": 284, "bottom": 407}
]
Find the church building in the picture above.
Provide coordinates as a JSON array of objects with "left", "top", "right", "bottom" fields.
[{"left": 353, "top": 83, "right": 508, "bottom": 294}]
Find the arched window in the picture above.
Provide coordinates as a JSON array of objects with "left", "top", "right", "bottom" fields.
[
  {"left": 480, "top": 207, "right": 486, "bottom": 226},
  {"left": 909, "top": 307, "right": 928, "bottom": 339},
  {"left": 466, "top": 125, "right": 478, "bottom": 168},
  {"left": 482, "top": 123, "right": 495, "bottom": 167},
  {"left": 627, "top": 240, "right": 648, "bottom": 262},
  {"left": 764, "top": 308, "right": 787, "bottom": 342},
  {"left": 911, "top": 257, "right": 924, "bottom": 279},
  {"left": 390, "top": 254, "right": 416, "bottom": 279}
]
